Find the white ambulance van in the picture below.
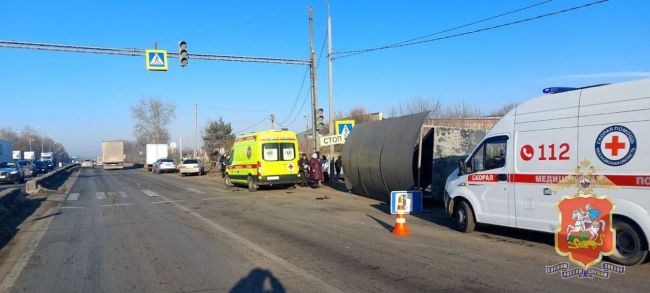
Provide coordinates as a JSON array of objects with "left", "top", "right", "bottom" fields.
[{"left": 445, "top": 78, "right": 650, "bottom": 265}]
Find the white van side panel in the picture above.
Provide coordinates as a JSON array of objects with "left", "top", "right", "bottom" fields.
[
  {"left": 578, "top": 79, "right": 650, "bottom": 245},
  {"left": 512, "top": 91, "right": 580, "bottom": 232}
]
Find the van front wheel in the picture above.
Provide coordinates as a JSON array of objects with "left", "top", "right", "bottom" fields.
[
  {"left": 247, "top": 176, "right": 258, "bottom": 192},
  {"left": 453, "top": 200, "right": 476, "bottom": 233},
  {"left": 224, "top": 175, "right": 233, "bottom": 187},
  {"left": 609, "top": 219, "right": 648, "bottom": 266}
]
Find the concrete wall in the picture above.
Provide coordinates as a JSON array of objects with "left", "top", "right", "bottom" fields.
[
  {"left": 26, "top": 164, "right": 79, "bottom": 194},
  {"left": 429, "top": 127, "right": 488, "bottom": 199}
]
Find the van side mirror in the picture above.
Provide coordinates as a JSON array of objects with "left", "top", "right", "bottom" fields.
[{"left": 458, "top": 159, "right": 467, "bottom": 175}]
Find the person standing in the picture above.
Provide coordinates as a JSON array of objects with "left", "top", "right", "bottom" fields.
[
  {"left": 320, "top": 155, "right": 330, "bottom": 183},
  {"left": 309, "top": 153, "right": 323, "bottom": 187},
  {"left": 298, "top": 154, "right": 310, "bottom": 186},
  {"left": 334, "top": 155, "right": 342, "bottom": 182}
]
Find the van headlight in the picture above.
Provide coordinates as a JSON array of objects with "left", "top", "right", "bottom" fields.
[{"left": 10, "top": 171, "right": 17, "bottom": 174}]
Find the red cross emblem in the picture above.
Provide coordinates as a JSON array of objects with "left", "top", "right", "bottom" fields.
[
  {"left": 287, "top": 163, "right": 294, "bottom": 171},
  {"left": 604, "top": 135, "right": 626, "bottom": 156}
]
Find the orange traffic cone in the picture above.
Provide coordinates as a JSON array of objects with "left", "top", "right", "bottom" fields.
[{"left": 392, "top": 203, "right": 410, "bottom": 236}]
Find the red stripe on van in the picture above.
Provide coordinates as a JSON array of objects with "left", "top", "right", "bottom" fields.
[
  {"left": 235, "top": 136, "right": 257, "bottom": 142},
  {"left": 466, "top": 173, "right": 650, "bottom": 187},
  {"left": 226, "top": 163, "right": 258, "bottom": 170}
]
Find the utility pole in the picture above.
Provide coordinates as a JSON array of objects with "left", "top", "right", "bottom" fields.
[
  {"left": 194, "top": 102, "right": 198, "bottom": 158},
  {"left": 179, "top": 136, "right": 183, "bottom": 161},
  {"left": 326, "top": 0, "right": 335, "bottom": 172},
  {"left": 308, "top": 6, "right": 320, "bottom": 154},
  {"left": 271, "top": 113, "right": 276, "bottom": 130}
]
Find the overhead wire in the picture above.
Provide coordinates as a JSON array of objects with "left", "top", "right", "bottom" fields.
[
  {"left": 156, "top": 8, "right": 304, "bottom": 45},
  {"left": 333, "top": 0, "right": 608, "bottom": 60},
  {"left": 333, "top": 0, "right": 553, "bottom": 56},
  {"left": 232, "top": 115, "right": 271, "bottom": 134},
  {"left": 279, "top": 28, "right": 329, "bottom": 128}
]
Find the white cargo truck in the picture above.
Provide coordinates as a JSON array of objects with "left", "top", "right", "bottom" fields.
[
  {"left": 24, "top": 151, "right": 35, "bottom": 161},
  {"left": 145, "top": 144, "right": 169, "bottom": 171},
  {"left": 0, "top": 140, "right": 12, "bottom": 163},
  {"left": 102, "top": 140, "right": 125, "bottom": 170},
  {"left": 445, "top": 78, "right": 650, "bottom": 265},
  {"left": 12, "top": 150, "right": 22, "bottom": 160}
]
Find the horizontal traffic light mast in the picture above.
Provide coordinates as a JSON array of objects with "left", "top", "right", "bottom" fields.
[{"left": 0, "top": 40, "right": 310, "bottom": 65}]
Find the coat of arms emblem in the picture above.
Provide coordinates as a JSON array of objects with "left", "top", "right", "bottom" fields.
[{"left": 553, "top": 159, "right": 616, "bottom": 268}]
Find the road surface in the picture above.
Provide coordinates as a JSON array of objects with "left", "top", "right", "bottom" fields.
[{"left": 1, "top": 167, "right": 649, "bottom": 292}]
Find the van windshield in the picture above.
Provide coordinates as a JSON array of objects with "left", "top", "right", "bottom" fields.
[{"left": 262, "top": 143, "right": 295, "bottom": 161}]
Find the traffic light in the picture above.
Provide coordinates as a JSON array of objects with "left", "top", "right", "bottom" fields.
[
  {"left": 178, "top": 41, "right": 188, "bottom": 67},
  {"left": 316, "top": 108, "right": 325, "bottom": 131}
]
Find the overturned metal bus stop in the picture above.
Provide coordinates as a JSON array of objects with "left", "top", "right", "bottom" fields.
[{"left": 341, "top": 111, "right": 489, "bottom": 202}]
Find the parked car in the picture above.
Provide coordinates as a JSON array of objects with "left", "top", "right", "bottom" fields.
[
  {"left": 33, "top": 161, "right": 49, "bottom": 176},
  {"left": 81, "top": 159, "right": 95, "bottom": 168},
  {"left": 0, "top": 161, "right": 24, "bottom": 184},
  {"left": 17, "top": 160, "right": 33, "bottom": 178},
  {"left": 153, "top": 158, "right": 177, "bottom": 174},
  {"left": 179, "top": 159, "right": 204, "bottom": 176}
]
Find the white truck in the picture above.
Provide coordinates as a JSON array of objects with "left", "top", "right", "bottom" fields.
[
  {"left": 40, "top": 152, "right": 54, "bottom": 169},
  {"left": 445, "top": 78, "right": 650, "bottom": 265},
  {"left": 145, "top": 144, "right": 169, "bottom": 171},
  {"left": 0, "top": 140, "right": 12, "bottom": 163},
  {"left": 102, "top": 140, "right": 125, "bottom": 170},
  {"left": 23, "top": 151, "right": 35, "bottom": 161},
  {"left": 12, "top": 150, "right": 22, "bottom": 160}
]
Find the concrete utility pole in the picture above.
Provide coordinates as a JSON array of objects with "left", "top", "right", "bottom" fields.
[
  {"left": 194, "top": 102, "right": 199, "bottom": 158},
  {"left": 326, "top": 0, "right": 335, "bottom": 170},
  {"left": 271, "top": 113, "right": 276, "bottom": 130},
  {"left": 308, "top": 6, "right": 320, "bottom": 154}
]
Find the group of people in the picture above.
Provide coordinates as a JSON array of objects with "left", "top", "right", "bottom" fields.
[{"left": 299, "top": 153, "right": 342, "bottom": 187}]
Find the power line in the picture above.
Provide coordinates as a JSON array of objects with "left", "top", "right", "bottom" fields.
[
  {"left": 280, "top": 28, "right": 328, "bottom": 128},
  {"left": 156, "top": 8, "right": 304, "bottom": 45},
  {"left": 334, "top": 0, "right": 552, "bottom": 56},
  {"left": 233, "top": 115, "right": 271, "bottom": 134},
  {"left": 0, "top": 40, "right": 311, "bottom": 65},
  {"left": 198, "top": 103, "right": 267, "bottom": 113},
  {"left": 279, "top": 66, "right": 310, "bottom": 125},
  {"left": 333, "top": 0, "right": 608, "bottom": 60}
]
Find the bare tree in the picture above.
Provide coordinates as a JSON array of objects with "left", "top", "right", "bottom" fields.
[
  {"left": 131, "top": 98, "right": 176, "bottom": 147},
  {"left": 488, "top": 103, "right": 518, "bottom": 117}
]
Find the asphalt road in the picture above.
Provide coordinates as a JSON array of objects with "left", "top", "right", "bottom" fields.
[{"left": 2, "top": 167, "right": 649, "bottom": 292}]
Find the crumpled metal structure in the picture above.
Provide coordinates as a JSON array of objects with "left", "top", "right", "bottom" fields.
[{"left": 342, "top": 111, "right": 431, "bottom": 201}]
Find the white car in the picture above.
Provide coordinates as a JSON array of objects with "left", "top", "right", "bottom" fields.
[
  {"left": 81, "top": 160, "right": 94, "bottom": 168},
  {"left": 153, "top": 159, "right": 177, "bottom": 174},
  {"left": 179, "top": 159, "right": 204, "bottom": 176}
]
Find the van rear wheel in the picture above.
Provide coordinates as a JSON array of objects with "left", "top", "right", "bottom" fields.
[
  {"left": 608, "top": 219, "right": 648, "bottom": 266},
  {"left": 247, "top": 176, "right": 258, "bottom": 192},
  {"left": 453, "top": 200, "right": 476, "bottom": 233}
]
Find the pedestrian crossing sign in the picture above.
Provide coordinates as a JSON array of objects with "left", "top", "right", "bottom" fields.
[
  {"left": 145, "top": 49, "right": 168, "bottom": 71},
  {"left": 335, "top": 120, "right": 355, "bottom": 140}
]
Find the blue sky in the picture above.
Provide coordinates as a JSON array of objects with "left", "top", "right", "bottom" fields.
[{"left": 1, "top": 0, "right": 649, "bottom": 157}]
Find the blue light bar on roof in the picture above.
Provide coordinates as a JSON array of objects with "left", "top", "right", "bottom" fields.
[{"left": 543, "top": 87, "right": 578, "bottom": 94}]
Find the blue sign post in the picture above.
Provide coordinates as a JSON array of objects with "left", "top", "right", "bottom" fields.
[{"left": 390, "top": 190, "right": 423, "bottom": 215}]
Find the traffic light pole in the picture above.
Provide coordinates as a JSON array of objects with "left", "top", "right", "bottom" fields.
[{"left": 308, "top": 7, "right": 320, "bottom": 155}]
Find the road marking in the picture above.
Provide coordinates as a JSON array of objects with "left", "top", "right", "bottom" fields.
[
  {"left": 67, "top": 193, "right": 80, "bottom": 201},
  {"left": 0, "top": 169, "right": 81, "bottom": 291},
  {"left": 150, "top": 200, "right": 184, "bottom": 204},
  {"left": 60, "top": 206, "right": 85, "bottom": 209},
  {"left": 202, "top": 195, "right": 251, "bottom": 200},
  {"left": 119, "top": 191, "right": 128, "bottom": 198},
  {"left": 107, "top": 191, "right": 118, "bottom": 198},
  {"left": 211, "top": 187, "right": 228, "bottom": 192},
  {"left": 141, "top": 190, "right": 160, "bottom": 197},
  {"left": 184, "top": 187, "right": 205, "bottom": 194},
  {"left": 95, "top": 192, "right": 106, "bottom": 199},
  {"left": 0, "top": 206, "right": 57, "bottom": 291},
  {"left": 100, "top": 203, "right": 136, "bottom": 208},
  {"left": 155, "top": 194, "right": 343, "bottom": 293}
]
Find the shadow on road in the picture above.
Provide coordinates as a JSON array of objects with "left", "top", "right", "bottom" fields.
[
  {"left": 0, "top": 197, "right": 43, "bottom": 250},
  {"left": 229, "top": 268, "right": 285, "bottom": 293},
  {"left": 367, "top": 214, "right": 393, "bottom": 232}
]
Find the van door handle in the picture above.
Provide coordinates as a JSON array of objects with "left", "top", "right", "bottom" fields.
[{"left": 497, "top": 174, "right": 508, "bottom": 181}]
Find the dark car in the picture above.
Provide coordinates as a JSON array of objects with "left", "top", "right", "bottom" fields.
[
  {"left": 0, "top": 161, "right": 24, "bottom": 184},
  {"left": 33, "top": 161, "right": 49, "bottom": 176}
]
